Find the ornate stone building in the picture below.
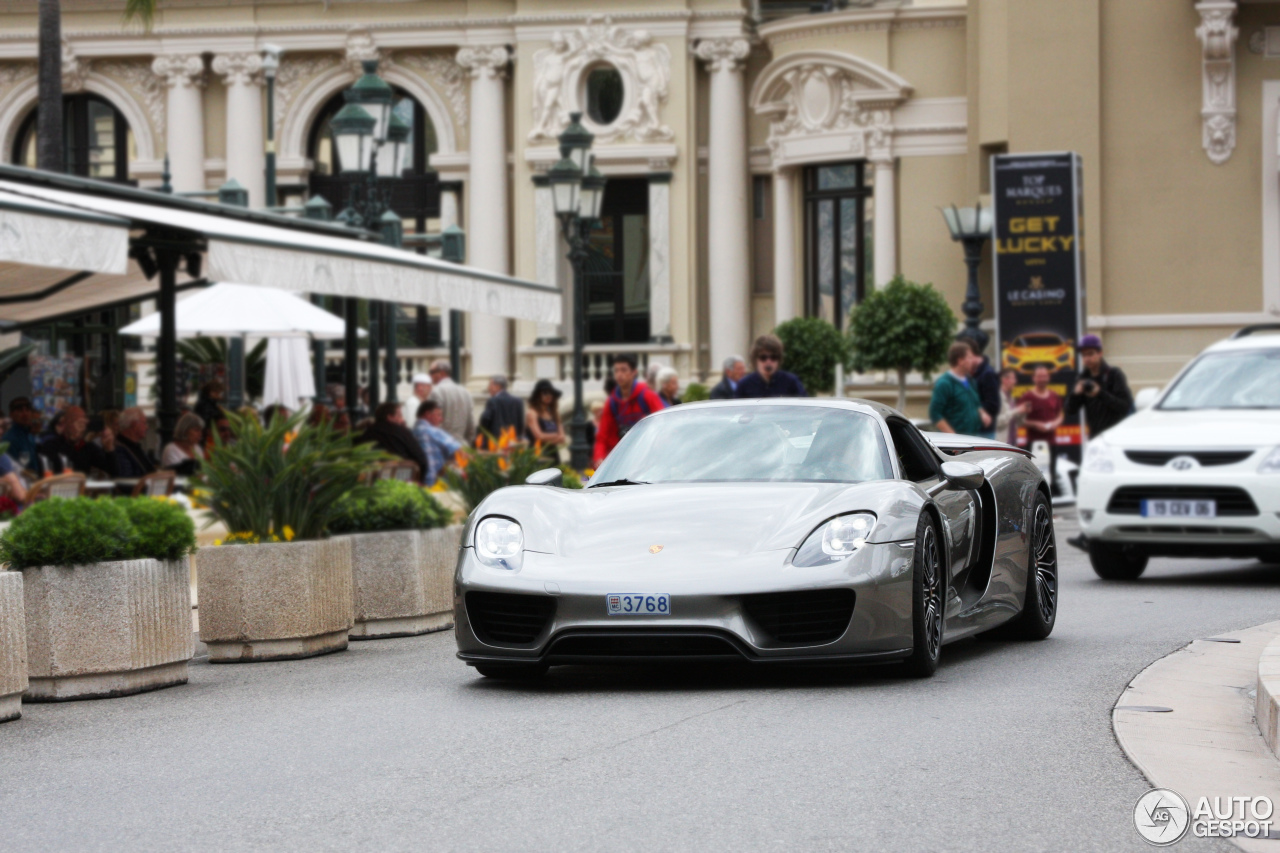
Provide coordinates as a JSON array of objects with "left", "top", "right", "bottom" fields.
[{"left": 1, "top": 0, "right": 1278, "bottom": 409}]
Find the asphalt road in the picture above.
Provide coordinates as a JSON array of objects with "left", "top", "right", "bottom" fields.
[{"left": 3, "top": 513, "right": 1280, "bottom": 852}]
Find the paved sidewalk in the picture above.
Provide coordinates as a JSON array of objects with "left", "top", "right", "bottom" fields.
[{"left": 1113, "top": 621, "right": 1280, "bottom": 851}]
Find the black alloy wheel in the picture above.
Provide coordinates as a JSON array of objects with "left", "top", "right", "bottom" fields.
[
  {"left": 1088, "top": 540, "right": 1149, "bottom": 580},
  {"left": 1007, "top": 493, "right": 1059, "bottom": 640},
  {"left": 903, "top": 512, "right": 944, "bottom": 678}
]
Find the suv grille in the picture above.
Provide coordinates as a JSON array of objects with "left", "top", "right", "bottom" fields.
[
  {"left": 547, "top": 632, "right": 741, "bottom": 659},
  {"left": 741, "top": 588, "right": 856, "bottom": 645},
  {"left": 1107, "top": 486, "right": 1259, "bottom": 516},
  {"left": 1124, "top": 450, "right": 1254, "bottom": 467},
  {"left": 465, "top": 592, "right": 555, "bottom": 645}
]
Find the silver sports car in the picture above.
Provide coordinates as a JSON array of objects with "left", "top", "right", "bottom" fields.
[{"left": 454, "top": 398, "right": 1057, "bottom": 679}]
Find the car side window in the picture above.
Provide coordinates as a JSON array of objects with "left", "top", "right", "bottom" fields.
[{"left": 887, "top": 419, "right": 940, "bottom": 483}]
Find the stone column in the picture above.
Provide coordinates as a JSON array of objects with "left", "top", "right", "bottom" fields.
[
  {"left": 648, "top": 173, "right": 673, "bottom": 343},
  {"left": 151, "top": 55, "right": 205, "bottom": 193},
  {"left": 438, "top": 184, "right": 460, "bottom": 347},
  {"left": 695, "top": 37, "right": 752, "bottom": 368},
  {"left": 212, "top": 53, "right": 265, "bottom": 207},
  {"left": 457, "top": 45, "right": 511, "bottom": 380},
  {"left": 773, "top": 167, "right": 797, "bottom": 325},
  {"left": 872, "top": 156, "right": 897, "bottom": 288}
]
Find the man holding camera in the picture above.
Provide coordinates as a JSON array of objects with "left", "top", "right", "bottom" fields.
[{"left": 1065, "top": 334, "right": 1133, "bottom": 438}]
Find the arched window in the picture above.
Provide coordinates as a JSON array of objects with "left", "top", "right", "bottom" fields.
[
  {"left": 306, "top": 88, "right": 439, "bottom": 233},
  {"left": 13, "top": 94, "right": 135, "bottom": 183}
]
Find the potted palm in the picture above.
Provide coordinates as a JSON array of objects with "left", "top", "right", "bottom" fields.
[
  {"left": 1, "top": 497, "right": 196, "bottom": 701},
  {"left": 0, "top": 569, "right": 26, "bottom": 720},
  {"left": 329, "top": 480, "right": 462, "bottom": 639},
  {"left": 195, "top": 412, "right": 385, "bottom": 662}
]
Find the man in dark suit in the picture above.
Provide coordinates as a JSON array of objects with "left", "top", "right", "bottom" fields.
[
  {"left": 358, "top": 402, "right": 429, "bottom": 477},
  {"left": 709, "top": 355, "right": 746, "bottom": 400},
  {"left": 478, "top": 374, "right": 525, "bottom": 440}
]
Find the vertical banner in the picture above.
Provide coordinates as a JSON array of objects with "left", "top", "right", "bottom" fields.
[{"left": 992, "top": 152, "right": 1085, "bottom": 454}]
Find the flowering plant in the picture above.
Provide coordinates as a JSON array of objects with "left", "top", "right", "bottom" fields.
[{"left": 442, "top": 427, "right": 549, "bottom": 513}]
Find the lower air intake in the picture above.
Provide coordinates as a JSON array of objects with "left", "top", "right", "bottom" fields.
[
  {"left": 465, "top": 591, "right": 556, "bottom": 645},
  {"left": 742, "top": 588, "right": 856, "bottom": 645}
]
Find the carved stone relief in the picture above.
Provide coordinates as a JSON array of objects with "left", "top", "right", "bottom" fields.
[
  {"left": 528, "top": 15, "right": 673, "bottom": 143},
  {"left": 1196, "top": 0, "right": 1239, "bottom": 165},
  {"left": 94, "top": 58, "right": 166, "bottom": 141},
  {"left": 396, "top": 52, "right": 469, "bottom": 127}
]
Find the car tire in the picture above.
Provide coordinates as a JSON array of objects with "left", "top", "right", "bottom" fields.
[
  {"left": 1088, "top": 541, "right": 1148, "bottom": 580},
  {"left": 902, "top": 512, "right": 945, "bottom": 678},
  {"left": 474, "top": 663, "right": 550, "bottom": 680},
  {"left": 1007, "top": 493, "right": 1058, "bottom": 640}
]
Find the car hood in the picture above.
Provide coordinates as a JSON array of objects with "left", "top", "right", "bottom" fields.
[
  {"left": 473, "top": 481, "right": 919, "bottom": 559},
  {"left": 1104, "top": 408, "right": 1280, "bottom": 449}
]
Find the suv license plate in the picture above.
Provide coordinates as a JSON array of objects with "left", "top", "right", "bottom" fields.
[
  {"left": 606, "top": 593, "right": 671, "bottom": 615},
  {"left": 1141, "top": 499, "right": 1216, "bottom": 518}
]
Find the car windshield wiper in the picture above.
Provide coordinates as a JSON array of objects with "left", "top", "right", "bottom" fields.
[{"left": 588, "top": 478, "right": 650, "bottom": 488}]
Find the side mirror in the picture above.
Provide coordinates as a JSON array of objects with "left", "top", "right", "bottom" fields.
[
  {"left": 940, "top": 460, "right": 985, "bottom": 491},
  {"left": 1134, "top": 386, "right": 1161, "bottom": 411},
  {"left": 526, "top": 468, "right": 563, "bottom": 487}
]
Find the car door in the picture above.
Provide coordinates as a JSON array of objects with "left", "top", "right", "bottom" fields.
[{"left": 886, "top": 419, "right": 976, "bottom": 579}]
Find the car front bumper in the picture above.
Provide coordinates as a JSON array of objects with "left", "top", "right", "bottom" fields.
[{"left": 454, "top": 542, "right": 917, "bottom": 666}]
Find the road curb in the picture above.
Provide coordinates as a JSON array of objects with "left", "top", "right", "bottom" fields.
[
  {"left": 1258, "top": 636, "right": 1280, "bottom": 759},
  {"left": 1113, "top": 621, "right": 1280, "bottom": 852}
]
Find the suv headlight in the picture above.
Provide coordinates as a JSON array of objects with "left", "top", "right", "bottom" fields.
[
  {"left": 474, "top": 516, "right": 523, "bottom": 570},
  {"left": 1083, "top": 439, "right": 1114, "bottom": 474},
  {"left": 1260, "top": 447, "right": 1280, "bottom": 474},
  {"left": 793, "top": 513, "right": 876, "bottom": 567}
]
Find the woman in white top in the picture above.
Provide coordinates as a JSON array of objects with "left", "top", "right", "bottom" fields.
[{"left": 160, "top": 412, "right": 205, "bottom": 474}]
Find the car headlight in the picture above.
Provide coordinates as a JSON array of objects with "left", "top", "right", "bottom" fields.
[
  {"left": 1260, "top": 447, "right": 1280, "bottom": 474},
  {"left": 474, "top": 516, "right": 523, "bottom": 570},
  {"left": 1083, "top": 439, "right": 1114, "bottom": 474},
  {"left": 793, "top": 513, "right": 876, "bottom": 567}
]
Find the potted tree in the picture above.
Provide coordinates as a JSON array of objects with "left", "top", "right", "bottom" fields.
[
  {"left": 1, "top": 497, "right": 196, "bottom": 701},
  {"left": 847, "top": 275, "right": 957, "bottom": 412},
  {"left": 0, "top": 569, "right": 26, "bottom": 720},
  {"left": 329, "top": 480, "right": 462, "bottom": 639},
  {"left": 195, "top": 412, "right": 384, "bottom": 662},
  {"left": 773, "top": 316, "right": 853, "bottom": 396}
]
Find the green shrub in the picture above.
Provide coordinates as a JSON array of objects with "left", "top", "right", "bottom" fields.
[
  {"left": 0, "top": 498, "right": 133, "bottom": 569},
  {"left": 196, "top": 410, "right": 388, "bottom": 541},
  {"left": 682, "top": 382, "right": 710, "bottom": 403},
  {"left": 774, "top": 316, "right": 852, "bottom": 395},
  {"left": 116, "top": 498, "right": 197, "bottom": 562},
  {"left": 847, "top": 275, "right": 956, "bottom": 412},
  {"left": 329, "top": 480, "right": 453, "bottom": 534}
]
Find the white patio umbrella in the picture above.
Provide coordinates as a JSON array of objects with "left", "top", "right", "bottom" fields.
[
  {"left": 261, "top": 337, "right": 317, "bottom": 410},
  {"left": 118, "top": 282, "right": 357, "bottom": 339}
]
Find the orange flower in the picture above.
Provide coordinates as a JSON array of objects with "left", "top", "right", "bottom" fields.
[
  {"left": 453, "top": 449, "right": 470, "bottom": 470},
  {"left": 498, "top": 457, "right": 510, "bottom": 472},
  {"left": 498, "top": 425, "right": 516, "bottom": 450},
  {"left": 474, "top": 434, "right": 484, "bottom": 449}
]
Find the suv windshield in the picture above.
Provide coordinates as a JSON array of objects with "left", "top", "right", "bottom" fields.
[
  {"left": 590, "top": 405, "right": 893, "bottom": 485},
  {"left": 1158, "top": 348, "right": 1280, "bottom": 410}
]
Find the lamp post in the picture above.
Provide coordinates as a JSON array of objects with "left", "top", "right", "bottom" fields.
[
  {"left": 262, "top": 44, "right": 282, "bottom": 208},
  {"left": 547, "top": 113, "right": 607, "bottom": 472},
  {"left": 941, "top": 203, "right": 994, "bottom": 344}
]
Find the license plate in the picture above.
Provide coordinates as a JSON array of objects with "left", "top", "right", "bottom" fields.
[
  {"left": 606, "top": 593, "right": 671, "bottom": 615},
  {"left": 1140, "top": 499, "right": 1217, "bottom": 518}
]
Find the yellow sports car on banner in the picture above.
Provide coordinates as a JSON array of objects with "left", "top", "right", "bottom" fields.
[{"left": 1002, "top": 332, "right": 1075, "bottom": 374}]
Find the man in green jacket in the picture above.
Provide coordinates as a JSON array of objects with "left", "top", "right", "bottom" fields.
[{"left": 929, "top": 341, "right": 990, "bottom": 435}]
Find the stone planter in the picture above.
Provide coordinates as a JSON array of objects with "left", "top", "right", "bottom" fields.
[
  {"left": 347, "top": 525, "right": 463, "bottom": 639},
  {"left": 197, "top": 538, "right": 352, "bottom": 662},
  {"left": 22, "top": 559, "right": 192, "bottom": 701},
  {"left": 0, "top": 572, "right": 27, "bottom": 720}
]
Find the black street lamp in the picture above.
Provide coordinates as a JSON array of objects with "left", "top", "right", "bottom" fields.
[
  {"left": 941, "top": 202, "right": 994, "bottom": 344},
  {"left": 548, "top": 112, "right": 606, "bottom": 471}
]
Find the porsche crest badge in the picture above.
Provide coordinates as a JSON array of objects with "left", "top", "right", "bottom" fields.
[{"left": 649, "top": 545, "right": 664, "bottom": 554}]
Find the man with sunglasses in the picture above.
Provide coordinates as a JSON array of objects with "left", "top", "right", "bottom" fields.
[
  {"left": 2, "top": 397, "right": 44, "bottom": 476},
  {"left": 735, "top": 334, "right": 806, "bottom": 399}
]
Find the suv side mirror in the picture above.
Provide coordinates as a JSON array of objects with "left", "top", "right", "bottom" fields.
[
  {"left": 526, "top": 468, "right": 563, "bottom": 487},
  {"left": 1134, "top": 386, "right": 1161, "bottom": 411},
  {"left": 940, "top": 460, "right": 985, "bottom": 491}
]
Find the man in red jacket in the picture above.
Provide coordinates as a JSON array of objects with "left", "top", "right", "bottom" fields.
[{"left": 592, "top": 353, "right": 665, "bottom": 467}]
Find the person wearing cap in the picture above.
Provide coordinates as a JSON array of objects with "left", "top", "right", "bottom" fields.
[
  {"left": 402, "top": 371, "right": 433, "bottom": 428},
  {"left": 525, "top": 378, "right": 566, "bottom": 461},
  {"left": 1065, "top": 333, "right": 1133, "bottom": 438}
]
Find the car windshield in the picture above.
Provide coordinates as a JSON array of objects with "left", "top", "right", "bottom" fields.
[
  {"left": 590, "top": 405, "right": 893, "bottom": 485},
  {"left": 1019, "top": 335, "right": 1061, "bottom": 347},
  {"left": 1158, "top": 348, "right": 1280, "bottom": 410}
]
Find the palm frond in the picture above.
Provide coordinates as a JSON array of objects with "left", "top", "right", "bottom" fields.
[{"left": 123, "top": 0, "right": 156, "bottom": 31}]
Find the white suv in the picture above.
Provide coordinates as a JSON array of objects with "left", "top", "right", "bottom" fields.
[{"left": 1076, "top": 325, "right": 1280, "bottom": 579}]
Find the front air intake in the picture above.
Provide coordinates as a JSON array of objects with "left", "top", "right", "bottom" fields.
[
  {"left": 465, "top": 591, "right": 555, "bottom": 645},
  {"left": 742, "top": 588, "right": 856, "bottom": 646}
]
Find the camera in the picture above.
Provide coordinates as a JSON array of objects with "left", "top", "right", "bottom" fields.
[{"left": 1080, "top": 379, "right": 1099, "bottom": 394}]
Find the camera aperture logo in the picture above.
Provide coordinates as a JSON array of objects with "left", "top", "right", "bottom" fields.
[
  {"left": 1135, "top": 789, "right": 1189, "bottom": 845},
  {"left": 1134, "top": 789, "right": 1275, "bottom": 845}
]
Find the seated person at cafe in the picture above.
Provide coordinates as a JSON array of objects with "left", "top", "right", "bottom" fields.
[
  {"left": 161, "top": 412, "right": 206, "bottom": 476},
  {"left": 413, "top": 400, "right": 462, "bottom": 487},
  {"left": 0, "top": 453, "right": 28, "bottom": 503},
  {"left": 2, "top": 397, "right": 44, "bottom": 475},
  {"left": 359, "top": 402, "right": 429, "bottom": 477},
  {"left": 39, "top": 405, "right": 118, "bottom": 476},
  {"left": 114, "top": 407, "right": 157, "bottom": 478}
]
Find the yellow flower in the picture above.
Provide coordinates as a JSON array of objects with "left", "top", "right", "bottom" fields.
[
  {"left": 282, "top": 525, "right": 295, "bottom": 542},
  {"left": 213, "top": 539, "right": 223, "bottom": 546},
  {"left": 428, "top": 480, "right": 448, "bottom": 493}
]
